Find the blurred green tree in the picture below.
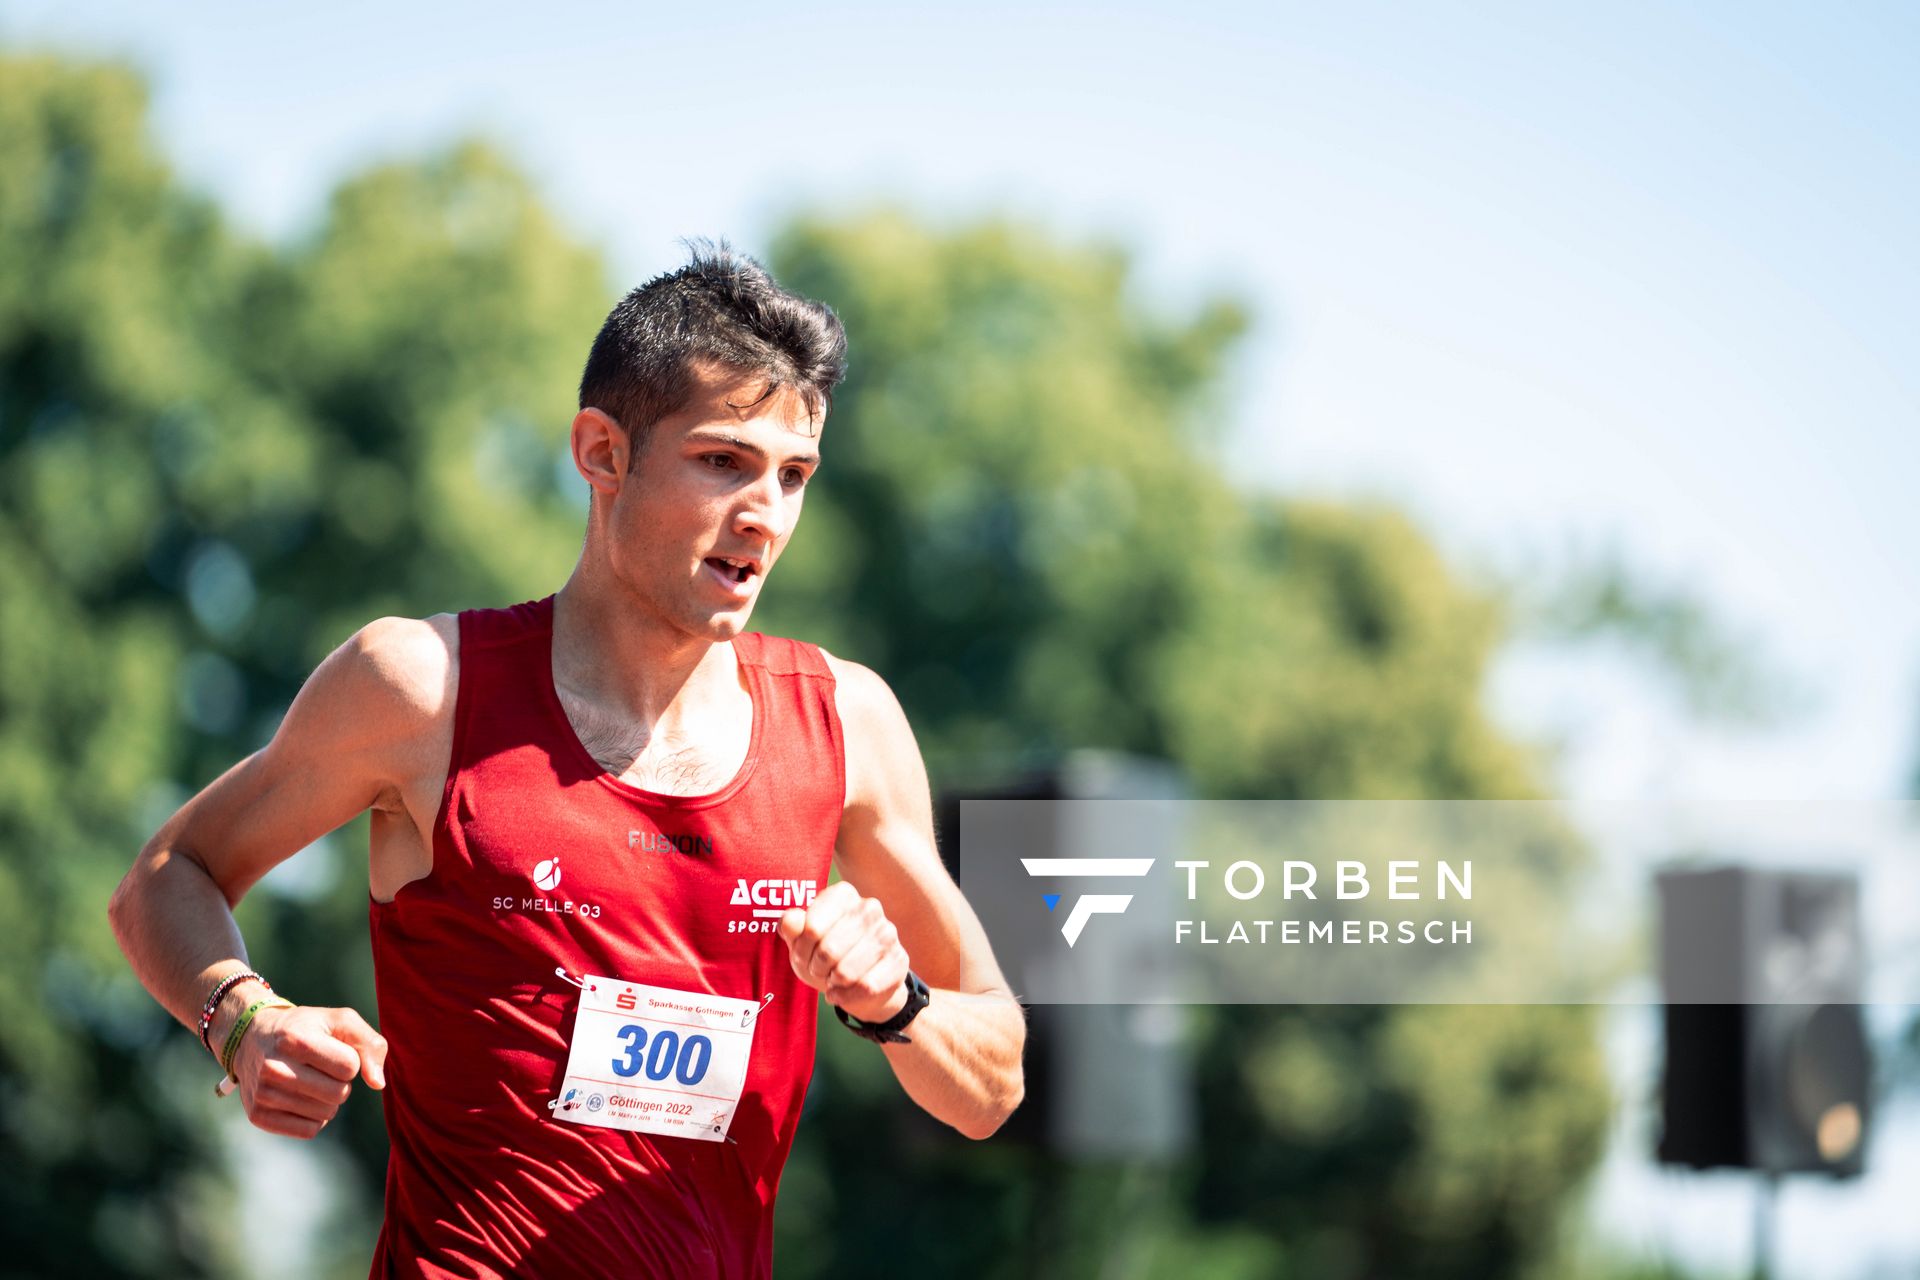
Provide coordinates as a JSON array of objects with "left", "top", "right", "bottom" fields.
[
  {"left": 1, "top": 53, "right": 606, "bottom": 1277},
  {"left": 3, "top": 52, "right": 1612, "bottom": 1280},
  {"left": 1, "top": 53, "right": 251, "bottom": 1277}
]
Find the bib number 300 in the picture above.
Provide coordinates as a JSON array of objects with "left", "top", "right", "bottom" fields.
[
  {"left": 612, "top": 1024, "right": 713, "bottom": 1086},
  {"left": 552, "top": 977, "right": 760, "bottom": 1143}
]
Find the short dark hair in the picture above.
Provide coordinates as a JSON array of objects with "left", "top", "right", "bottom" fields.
[{"left": 578, "top": 239, "right": 847, "bottom": 467}]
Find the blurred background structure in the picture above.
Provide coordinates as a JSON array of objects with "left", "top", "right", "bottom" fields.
[{"left": 1, "top": 4, "right": 1916, "bottom": 1278}]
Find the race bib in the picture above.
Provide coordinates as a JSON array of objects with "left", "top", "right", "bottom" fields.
[{"left": 552, "top": 977, "right": 763, "bottom": 1143}]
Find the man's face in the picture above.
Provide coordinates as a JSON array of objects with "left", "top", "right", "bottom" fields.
[{"left": 593, "top": 364, "right": 821, "bottom": 642}]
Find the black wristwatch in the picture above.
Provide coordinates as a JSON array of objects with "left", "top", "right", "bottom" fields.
[{"left": 834, "top": 971, "right": 930, "bottom": 1045}]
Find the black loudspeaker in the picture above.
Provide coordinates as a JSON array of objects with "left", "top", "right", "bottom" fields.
[
  {"left": 935, "top": 752, "right": 1193, "bottom": 1161},
  {"left": 1656, "top": 866, "right": 1871, "bottom": 1177}
]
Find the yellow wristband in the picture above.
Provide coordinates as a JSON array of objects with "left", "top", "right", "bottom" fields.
[{"left": 217, "top": 996, "right": 294, "bottom": 1090}]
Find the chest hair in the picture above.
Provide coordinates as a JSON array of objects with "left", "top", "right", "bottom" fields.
[{"left": 568, "top": 699, "right": 737, "bottom": 795}]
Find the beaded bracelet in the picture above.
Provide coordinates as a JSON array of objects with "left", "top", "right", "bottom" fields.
[{"left": 198, "top": 970, "right": 271, "bottom": 1052}]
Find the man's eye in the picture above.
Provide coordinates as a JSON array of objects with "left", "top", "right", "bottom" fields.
[
  {"left": 703, "top": 454, "right": 736, "bottom": 471},
  {"left": 781, "top": 468, "right": 808, "bottom": 488}
]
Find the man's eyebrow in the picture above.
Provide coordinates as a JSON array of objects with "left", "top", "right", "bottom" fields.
[{"left": 685, "top": 431, "right": 821, "bottom": 468}]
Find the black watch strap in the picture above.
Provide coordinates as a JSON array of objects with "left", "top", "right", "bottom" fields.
[{"left": 834, "top": 971, "right": 930, "bottom": 1044}]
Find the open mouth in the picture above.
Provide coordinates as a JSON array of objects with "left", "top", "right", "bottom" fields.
[{"left": 705, "top": 556, "right": 757, "bottom": 587}]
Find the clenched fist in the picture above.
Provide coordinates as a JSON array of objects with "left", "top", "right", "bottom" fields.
[
  {"left": 777, "top": 881, "right": 911, "bottom": 1025},
  {"left": 231, "top": 1003, "right": 388, "bottom": 1139}
]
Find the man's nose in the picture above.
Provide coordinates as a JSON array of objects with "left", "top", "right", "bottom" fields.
[{"left": 732, "top": 471, "right": 791, "bottom": 542}]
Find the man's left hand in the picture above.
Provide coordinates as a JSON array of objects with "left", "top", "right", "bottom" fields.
[{"left": 777, "top": 881, "right": 911, "bottom": 1025}]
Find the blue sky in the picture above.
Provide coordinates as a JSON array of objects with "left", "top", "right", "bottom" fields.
[{"left": 8, "top": 3, "right": 1918, "bottom": 1272}]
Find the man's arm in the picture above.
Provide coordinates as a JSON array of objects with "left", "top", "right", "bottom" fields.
[
  {"left": 777, "top": 654, "right": 1025, "bottom": 1141},
  {"left": 107, "top": 614, "right": 455, "bottom": 1136}
]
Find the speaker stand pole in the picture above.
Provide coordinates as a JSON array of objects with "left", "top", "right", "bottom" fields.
[{"left": 1752, "top": 1170, "right": 1779, "bottom": 1280}]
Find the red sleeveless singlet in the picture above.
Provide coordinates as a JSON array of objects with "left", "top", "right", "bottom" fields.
[{"left": 367, "top": 595, "right": 842, "bottom": 1278}]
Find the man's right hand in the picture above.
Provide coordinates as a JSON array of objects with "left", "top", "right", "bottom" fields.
[{"left": 229, "top": 1004, "right": 388, "bottom": 1138}]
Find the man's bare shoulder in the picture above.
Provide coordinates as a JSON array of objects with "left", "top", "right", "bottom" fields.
[
  {"left": 819, "top": 650, "right": 926, "bottom": 816},
  {"left": 346, "top": 614, "right": 459, "bottom": 721},
  {"left": 279, "top": 614, "right": 459, "bottom": 762},
  {"left": 819, "top": 649, "right": 906, "bottom": 735}
]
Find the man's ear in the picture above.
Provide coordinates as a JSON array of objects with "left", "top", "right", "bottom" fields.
[{"left": 571, "top": 408, "right": 628, "bottom": 498}]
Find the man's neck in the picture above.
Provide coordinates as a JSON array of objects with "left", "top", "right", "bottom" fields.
[{"left": 550, "top": 570, "right": 740, "bottom": 730}]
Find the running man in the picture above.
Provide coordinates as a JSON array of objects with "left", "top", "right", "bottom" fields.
[{"left": 108, "top": 243, "right": 1027, "bottom": 1278}]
